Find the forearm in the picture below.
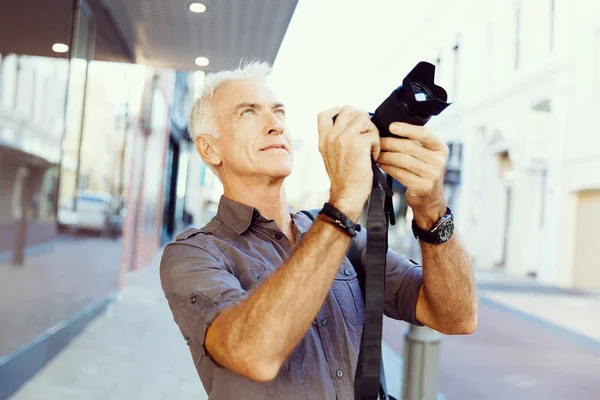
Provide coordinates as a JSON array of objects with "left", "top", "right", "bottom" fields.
[
  {"left": 419, "top": 231, "right": 477, "bottom": 334},
  {"left": 206, "top": 217, "right": 354, "bottom": 381}
]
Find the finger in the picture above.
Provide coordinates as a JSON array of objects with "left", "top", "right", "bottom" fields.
[
  {"left": 333, "top": 113, "right": 364, "bottom": 143},
  {"left": 379, "top": 163, "right": 424, "bottom": 188},
  {"left": 362, "top": 128, "right": 380, "bottom": 160},
  {"left": 317, "top": 106, "right": 342, "bottom": 133},
  {"left": 380, "top": 137, "right": 437, "bottom": 164},
  {"left": 317, "top": 106, "right": 342, "bottom": 148},
  {"left": 377, "top": 152, "right": 437, "bottom": 180},
  {"left": 335, "top": 112, "right": 372, "bottom": 142},
  {"left": 388, "top": 122, "right": 446, "bottom": 152},
  {"left": 333, "top": 106, "right": 370, "bottom": 133},
  {"left": 336, "top": 117, "right": 379, "bottom": 160}
]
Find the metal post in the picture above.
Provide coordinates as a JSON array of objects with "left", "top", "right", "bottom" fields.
[{"left": 402, "top": 325, "right": 442, "bottom": 400}]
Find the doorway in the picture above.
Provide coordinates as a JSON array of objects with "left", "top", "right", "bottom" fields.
[{"left": 573, "top": 190, "right": 600, "bottom": 291}]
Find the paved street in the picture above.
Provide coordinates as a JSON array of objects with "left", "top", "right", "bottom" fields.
[{"left": 383, "top": 282, "right": 600, "bottom": 400}]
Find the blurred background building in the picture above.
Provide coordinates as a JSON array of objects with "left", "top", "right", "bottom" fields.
[
  {"left": 385, "top": 0, "right": 600, "bottom": 292},
  {"left": 0, "top": 0, "right": 296, "bottom": 397},
  {"left": 0, "top": 0, "right": 599, "bottom": 399}
]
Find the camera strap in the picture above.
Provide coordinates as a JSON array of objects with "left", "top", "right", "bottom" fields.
[
  {"left": 354, "top": 160, "right": 395, "bottom": 400},
  {"left": 300, "top": 161, "right": 396, "bottom": 400}
]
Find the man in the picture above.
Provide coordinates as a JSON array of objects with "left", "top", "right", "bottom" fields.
[{"left": 160, "top": 61, "right": 477, "bottom": 399}]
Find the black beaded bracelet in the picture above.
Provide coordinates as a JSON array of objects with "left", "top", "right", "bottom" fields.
[{"left": 318, "top": 202, "right": 362, "bottom": 237}]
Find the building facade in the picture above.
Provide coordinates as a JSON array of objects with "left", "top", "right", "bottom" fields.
[
  {"left": 0, "top": 3, "right": 194, "bottom": 396},
  {"left": 375, "top": 0, "right": 600, "bottom": 290}
]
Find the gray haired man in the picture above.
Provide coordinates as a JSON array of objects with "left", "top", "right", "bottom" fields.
[{"left": 160, "top": 61, "right": 477, "bottom": 399}]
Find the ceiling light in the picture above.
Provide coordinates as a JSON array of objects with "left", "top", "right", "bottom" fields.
[
  {"left": 189, "top": 3, "right": 206, "bottom": 13},
  {"left": 195, "top": 57, "right": 210, "bottom": 67},
  {"left": 52, "top": 43, "right": 69, "bottom": 53}
]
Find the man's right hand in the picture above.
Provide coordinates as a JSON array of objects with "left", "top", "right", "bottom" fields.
[{"left": 317, "top": 105, "right": 380, "bottom": 221}]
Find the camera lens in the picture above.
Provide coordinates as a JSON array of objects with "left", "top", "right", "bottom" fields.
[
  {"left": 414, "top": 92, "right": 428, "bottom": 102},
  {"left": 371, "top": 62, "right": 450, "bottom": 137},
  {"left": 412, "top": 82, "right": 434, "bottom": 102}
]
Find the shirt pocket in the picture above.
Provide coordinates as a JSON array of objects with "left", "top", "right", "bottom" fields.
[
  {"left": 331, "top": 260, "right": 364, "bottom": 327},
  {"left": 236, "top": 266, "right": 269, "bottom": 291}
]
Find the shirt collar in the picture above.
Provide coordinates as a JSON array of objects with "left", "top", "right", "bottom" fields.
[
  {"left": 215, "top": 195, "right": 312, "bottom": 236},
  {"left": 215, "top": 195, "right": 256, "bottom": 235}
]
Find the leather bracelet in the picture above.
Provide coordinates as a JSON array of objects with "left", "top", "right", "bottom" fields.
[{"left": 318, "top": 202, "right": 361, "bottom": 237}]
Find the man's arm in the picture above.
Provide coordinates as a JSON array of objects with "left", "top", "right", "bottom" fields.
[
  {"left": 377, "top": 122, "right": 477, "bottom": 335},
  {"left": 414, "top": 208, "right": 477, "bottom": 334},
  {"left": 205, "top": 215, "right": 354, "bottom": 382}
]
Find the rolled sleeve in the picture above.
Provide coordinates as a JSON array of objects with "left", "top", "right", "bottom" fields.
[
  {"left": 382, "top": 253, "right": 424, "bottom": 326},
  {"left": 159, "top": 240, "right": 248, "bottom": 353},
  {"left": 355, "top": 229, "right": 424, "bottom": 325}
]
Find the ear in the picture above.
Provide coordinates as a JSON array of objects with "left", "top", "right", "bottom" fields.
[{"left": 195, "top": 135, "right": 222, "bottom": 168}]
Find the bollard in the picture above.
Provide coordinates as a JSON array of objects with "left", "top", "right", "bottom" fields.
[{"left": 402, "top": 325, "right": 442, "bottom": 400}]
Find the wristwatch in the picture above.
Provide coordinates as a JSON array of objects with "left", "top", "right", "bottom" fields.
[{"left": 411, "top": 207, "right": 454, "bottom": 244}]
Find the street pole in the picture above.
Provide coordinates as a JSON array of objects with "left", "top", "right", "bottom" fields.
[
  {"left": 400, "top": 226, "right": 442, "bottom": 400},
  {"left": 402, "top": 325, "right": 442, "bottom": 400}
]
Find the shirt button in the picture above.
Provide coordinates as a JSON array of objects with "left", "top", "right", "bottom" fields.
[
  {"left": 320, "top": 318, "right": 328, "bottom": 327},
  {"left": 336, "top": 369, "right": 344, "bottom": 378},
  {"left": 253, "top": 210, "right": 260, "bottom": 219},
  {"left": 344, "top": 269, "right": 352, "bottom": 276},
  {"left": 190, "top": 295, "right": 197, "bottom": 304},
  {"left": 275, "top": 233, "right": 282, "bottom": 240}
]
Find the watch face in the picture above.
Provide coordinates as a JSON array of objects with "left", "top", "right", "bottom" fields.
[{"left": 439, "top": 220, "right": 454, "bottom": 241}]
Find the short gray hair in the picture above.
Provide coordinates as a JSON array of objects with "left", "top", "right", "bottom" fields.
[{"left": 189, "top": 60, "right": 272, "bottom": 178}]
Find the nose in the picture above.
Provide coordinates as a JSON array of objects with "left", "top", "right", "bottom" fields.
[{"left": 264, "top": 111, "right": 284, "bottom": 135}]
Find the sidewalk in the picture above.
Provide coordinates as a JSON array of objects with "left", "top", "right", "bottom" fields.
[
  {"left": 0, "top": 234, "right": 122, "bottom": 359},
  {"left": 475, "top": 268, "right": 600, "bottom": 344},
  {"left": 10, "top": 253, "right": 207, "bottom": 400}
]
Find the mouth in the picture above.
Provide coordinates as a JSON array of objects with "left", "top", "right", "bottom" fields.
[{"left": 260, "top": 144, "right": 289, "bottom": 152}]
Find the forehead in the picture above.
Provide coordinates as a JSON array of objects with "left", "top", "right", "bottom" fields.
[{"left": 212, "top": 80, "right": 281, "bottom": 110}]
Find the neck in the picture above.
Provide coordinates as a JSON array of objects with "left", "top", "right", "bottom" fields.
[{"left": 222, "top": 176, "right": 294, "bottom": 242}]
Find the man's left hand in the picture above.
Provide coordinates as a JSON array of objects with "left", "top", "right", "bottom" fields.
[{"left": 377, "top": 122, "right": 448, "bottom": 230}]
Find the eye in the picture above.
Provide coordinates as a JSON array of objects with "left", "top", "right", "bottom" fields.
[
  {"left": 274, "top": 109, "right": 286, "bottom": 117},
  {"left": 242, "top": 109, "right": 255, "bottom": 116}
]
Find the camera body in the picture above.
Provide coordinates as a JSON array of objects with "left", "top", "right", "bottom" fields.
[{"left": 370, "top": 61, "right": 450, "bottom": 138}]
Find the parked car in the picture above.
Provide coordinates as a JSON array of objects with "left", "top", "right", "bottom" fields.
[{"left": 58, "top": 193, "right": 115, "bottom": 235}]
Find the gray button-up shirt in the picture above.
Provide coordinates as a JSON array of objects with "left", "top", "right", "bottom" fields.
[{"left": 160, "top": 196, "right": 424, "bottom": 400}]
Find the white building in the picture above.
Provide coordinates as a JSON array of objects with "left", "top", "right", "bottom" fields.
[{"left": 374, "top": 0, "right": 600, "bottom": 290}]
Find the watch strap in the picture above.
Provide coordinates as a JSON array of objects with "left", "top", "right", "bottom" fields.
[{"left": 412, "top": 207, "right": 453, "bottom": 244}]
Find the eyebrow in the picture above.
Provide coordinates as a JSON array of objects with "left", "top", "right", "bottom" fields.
[{"left": 233, "top": 102, "right": 285, "bottom": 113}]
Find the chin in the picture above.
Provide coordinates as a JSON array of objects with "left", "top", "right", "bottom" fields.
[
  {"left": 271, "top": 168, "right": 293, "bottom": 179},
  {"left": 261, "top": 163, "right": 293, "bottom": 179}
]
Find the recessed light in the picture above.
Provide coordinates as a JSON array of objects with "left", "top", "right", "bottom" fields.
[
  {"left": 189, "top": 3, "right": 206, "bottom": 13},
  {"left": 195, "top": 57, "right": 210, "bottom": 67},
  {"left": 52, "top": 43, "right": 69, "bottom": 53}
]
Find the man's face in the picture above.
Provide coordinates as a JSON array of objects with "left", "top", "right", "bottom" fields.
[{"left": 211, "top": 80, "right": 293, "bottom": 180}]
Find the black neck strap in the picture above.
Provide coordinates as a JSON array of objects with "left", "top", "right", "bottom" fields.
[{"left": 354, "top": 159, "right": 394, "bottom": 400}]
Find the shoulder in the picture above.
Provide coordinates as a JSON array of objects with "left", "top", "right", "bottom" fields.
[
  {"left": 168, "top": 218, "right": 224, "bottom": 252},
  {"left": 161, "top": 219, "right": 226, "bottom": 271},
  {"left": 160, "top": 221, "right": 228, "bottom": 293},
  {"left": 175, "top": 217, "right": 223, "bottom": 241}
]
